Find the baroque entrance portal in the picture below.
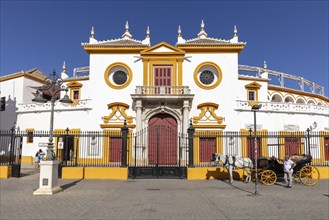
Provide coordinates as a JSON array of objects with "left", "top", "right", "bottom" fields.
[
  {"left": 148, "top": 113, "right": 177, "bottom": 165},
  {"left": 129, "top": 113, "right": 188, "bottom": 178}
]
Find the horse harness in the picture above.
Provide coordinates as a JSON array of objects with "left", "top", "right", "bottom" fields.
[{"left": 224, "top": 155, "right": 236, "bottom": 167}]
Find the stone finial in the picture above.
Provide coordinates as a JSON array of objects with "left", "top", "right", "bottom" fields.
[
  {"left": 178, "top": 25, "right": 182, "bottom": 37},
  {"left": 125, "top": 21, "right": 129, "bottom": 30},
  {"left": 61, "top": 61, "right": 69, "bottom": 79},
  {"left": 90, "top": 26, "right": 95, "bottom": 38},
  {"left": 198, "top": 19, "right": 208, "bottom": 38},
  {"left": 233, "top": 25, "right": 238, "bottom": 37},
  {"left": 263, "top": 60, "right": 267, "bottom": 69},
  {"left": 122, "top": 21, "right": 132, "bottom": 39},
  {"left": 62, "top": 61, "right": 66, "bottom": 73},
  {"left": 146, "top": 26, "right": 150, "bottom": 38},
  {"left": 142, "top": 26, "right": 151, "bottom": 45},
  {"left": 201, "top": 19, "right": 205, "bottom": 30}
]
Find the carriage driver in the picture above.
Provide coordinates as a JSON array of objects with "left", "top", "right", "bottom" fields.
[{"left": 283, "top": 155, "right": 296, "bottom": 188}]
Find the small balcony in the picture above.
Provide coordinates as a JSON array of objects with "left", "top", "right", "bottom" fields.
[
  {"left": 135, "top": 86, "right": 191, "bottom": 95},
  {"left": 132, "top": 86, "right": 194, "bottom": 102}
]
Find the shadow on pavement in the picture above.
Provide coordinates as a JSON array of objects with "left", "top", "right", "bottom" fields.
[
  {"left": 61, "top": 179, "right": 83, "bottom": 191},
  {"left": 219, "top": 179, "right": 254, "bottom": 195}
]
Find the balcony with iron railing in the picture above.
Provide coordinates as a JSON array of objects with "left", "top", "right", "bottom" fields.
[
  {"left": 132, "top": 86, "right": 194, "bottom": 101},
  {"left": 135, "top": 86, "right": 191, "bottom": 95},
  {"left": 235, "top": 100, "right": 329, "bottom": 115}
]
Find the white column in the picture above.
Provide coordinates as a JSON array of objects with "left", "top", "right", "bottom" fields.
[
  {"left": 136, "top": 100, "right": 142, "bottom": 132},
  {"left": 182, "top": 100, "right": 190, "bottom": 134}
]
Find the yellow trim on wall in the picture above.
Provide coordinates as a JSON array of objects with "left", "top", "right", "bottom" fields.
[
  {"left": 192, "top": 102, "right": 226, "bottom": 129},
  {"left": 53, "top": 128, "right": 80, "bottom": 163},
  {"left": 0, "top": 166, "right": 12, "bottom": 178},
  {"left": 140, "top": 42, "right": 185, "bottom": 55},
  {"left": 177, "top": 59, "right": 183, "bottom": 86},
  {"left": 143, "top": 59, "right": 148, "bottom": 86},
  {"left": 240, "top": 129, "right": 268, "bottom": 158},
  {"left": 140, "top": 42, "right": 185, "bottom": 87},
  {"left": 84, "top": 167, "right": 128, "bottom": 179},
  {"left": 149, "top": 60, "right": 177, "bottom": 87},
  {"left": 319, "top": 131, "right": 329, "bottom": 164},
  {"left": 101, "top": 102, "right": 135, "bottom": 129},
  {"left": 104, "top": 62, "right": 133, "bottom": 90},
  {"left": 245, "top": 81, "right": 262, "bottom": 106},
  {"left": 67, "top": 81, "right": 83, "bottom": 106},
  {"left": 194, "top": 130, "right": 223, "bottom": 165},
  {"left": 278, "top": 131, "right": 305, "bottom": 159},
  {"left": 268, "top": 85, "right": 329, "bottom": 103},
  {"left": 176, "top": 45, "right": 245, "bottom": 54},
  {"left": 83, "top": 46, "right": 148, "bottom": 54},
  {"left": 25, "top": 128, "right": 35, "bottom": 144},
  {"left": 193, "top": 62, "right": 222, "bottom": 90}
]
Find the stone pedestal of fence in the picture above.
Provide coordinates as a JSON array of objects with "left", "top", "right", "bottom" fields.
[{"left": 33, "top": 160, "right": 62, "bottom": 195}]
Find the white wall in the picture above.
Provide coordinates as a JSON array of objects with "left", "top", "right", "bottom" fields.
[{"left": 182, "top": 53, "right": 240, "bottom": 130}]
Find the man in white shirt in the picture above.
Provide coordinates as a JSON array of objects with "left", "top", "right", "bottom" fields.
[{"left": 283, "top": 155, "right": 296, "bottom": 188}]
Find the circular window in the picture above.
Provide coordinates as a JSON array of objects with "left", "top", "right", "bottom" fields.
[
  {"left": 194, "top": 62, "right": 222, "bottom": 90},
  {"left": 199, "top": 70, "right": 214, "bottom": 85},
  {"left": 113, "top": 71, "right": 128, "bottom": 85},
  {"left": 104, "top": 63, "right": 132, "bottom": 89}
]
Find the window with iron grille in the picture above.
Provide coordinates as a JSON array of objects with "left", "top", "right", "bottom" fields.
[
  {"left": 248, "top": 90, "right": 256, "bottom": 101},
  {"left": 27, "top": 131, "right": 34, "bottom": 143}
]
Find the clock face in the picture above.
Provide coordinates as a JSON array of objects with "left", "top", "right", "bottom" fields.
[
  {"left": 113, "top": 70, "right": 128, "bottom": 85},
  {"left": 199, "top": 70, "right": 215, "bottom": 85}
]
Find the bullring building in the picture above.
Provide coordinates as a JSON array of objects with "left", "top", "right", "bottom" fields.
[{"left": 1, "top": 21, "right": 328, "bottom": 178}]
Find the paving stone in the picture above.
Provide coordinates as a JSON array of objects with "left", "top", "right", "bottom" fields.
[{"left": 1, "top": 169, "right": 328, "bottom": 220}]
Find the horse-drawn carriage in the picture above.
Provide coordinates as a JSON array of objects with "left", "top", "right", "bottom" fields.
[
  {"left": 211, "top": 154, "right": 320, "bottom": 186},
  {"left": 256, "top": 154, "right": 320, "bottom": 186}
]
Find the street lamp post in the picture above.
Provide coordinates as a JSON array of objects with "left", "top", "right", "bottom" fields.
[
  {"left": 252, "top": 104, "right": 262, "bottom": 195},
  {"left": 33, "top": 70, "right": 72, "bottom": 196}
]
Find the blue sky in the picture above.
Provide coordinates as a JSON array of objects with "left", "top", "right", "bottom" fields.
[{"left": 1, "top": 0, "right": 328, "bottom": 95}]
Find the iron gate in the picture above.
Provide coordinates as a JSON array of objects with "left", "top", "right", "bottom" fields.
[
  {"left": 128, "top": 125, "right": 188, "bottom": 178},
  {"left": 0, "top": 129, "right": 22, "bottom": 177}
]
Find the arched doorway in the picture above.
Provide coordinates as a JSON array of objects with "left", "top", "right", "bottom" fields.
[{"left": 148, "top": 113, "right": 177, "bottom": 165}]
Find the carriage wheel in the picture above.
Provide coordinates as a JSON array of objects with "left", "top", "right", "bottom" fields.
[
  {"left": 260, "top": 170, "right": 277, "bottom": 186},
  {"left": 299, "top": 165, "right": 320, "bottom": 186}
]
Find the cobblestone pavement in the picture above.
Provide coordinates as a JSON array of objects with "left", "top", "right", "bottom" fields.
[{"left": 1, "top": 166, "right": 328, "bottom": 220}]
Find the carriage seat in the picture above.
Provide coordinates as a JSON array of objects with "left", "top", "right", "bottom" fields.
[{"left": 289, "top": 154, "right": 310, "bottom": 164}]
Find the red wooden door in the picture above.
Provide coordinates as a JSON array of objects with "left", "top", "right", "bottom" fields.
[
  {"left": 324, "top": 137, "right": 329, "bottom": 161},
  {"left": 199, "top": 138, "right": 216, "bottom": 162},
  {"left": 247, "top": 137, "right": 262, "bottom": 159},
  {"left": 109, "top": 137, "right": 122, "bottom": 163},
  {"left": 154, "top": 67, "right": 171, "bottom": 94},
  {"left": 148, "top": 113, "right": 177, "bottom": 165},
  {"left": 284, "top": 137, "right": 300, "bottom": 156}
]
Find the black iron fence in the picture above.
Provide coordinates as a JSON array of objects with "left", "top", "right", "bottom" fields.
[
  {"left": 0, "top": 128, "right": 23, "bottom": 177},
  {"left": 0, "top": 128, "right": 328, "bottom": 170}
]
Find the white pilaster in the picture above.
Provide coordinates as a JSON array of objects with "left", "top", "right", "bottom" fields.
[
  {"left": 136, "top": 100, "right": 142, "bottom": 132},
  {"left": 183, "top": 100, "right": 190, "bottom": 134}
]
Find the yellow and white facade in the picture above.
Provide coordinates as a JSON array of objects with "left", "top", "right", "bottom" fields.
[{"left": 1, "top": 21, "right": 328, "bottom": 164}]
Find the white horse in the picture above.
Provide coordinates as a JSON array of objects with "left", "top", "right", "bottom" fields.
[{"left": 213, "top": 154, "right": 253, "bottom": 184}]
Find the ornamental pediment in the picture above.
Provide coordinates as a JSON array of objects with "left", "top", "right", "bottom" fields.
[
  {"left": 140, "top": 42, "right": 185, "bottom": 55},
  {"left": 245, "top": 81, "right": 262, "bottom": 89}
]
